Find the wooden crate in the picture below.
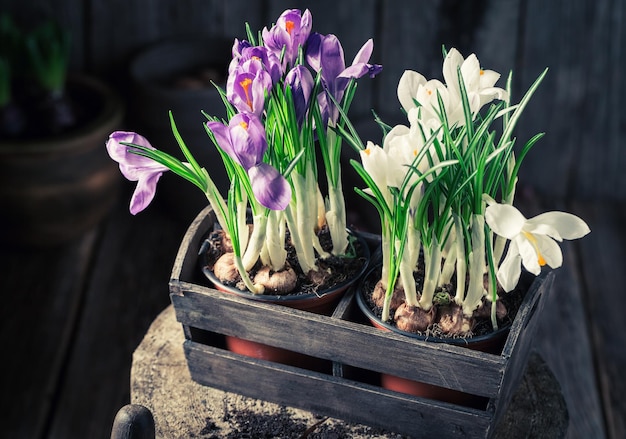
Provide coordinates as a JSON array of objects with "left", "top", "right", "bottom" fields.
[{"left": 169, "top": 207, "right": 553, "bottom": 438}]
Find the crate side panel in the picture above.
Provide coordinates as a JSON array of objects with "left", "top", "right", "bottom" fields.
[
  {"left": 171, "top": 287, "right": 505, "bottom": 397},
  {"left": 489, "top": 273, "right": 554, "bottom": 430},
  {"left": 184, "top": 340, "right": 492, "bottom": 439},
  {"left": 170, "top": 206, "right": 216, "bottom": 288}
]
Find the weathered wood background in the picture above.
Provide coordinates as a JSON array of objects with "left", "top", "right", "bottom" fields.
[
  {"left": 1, "top": 1, "right": 624, "bottom": 439},
  {"left": 3, "top": 0, "right": 624, "bottom": 201}
]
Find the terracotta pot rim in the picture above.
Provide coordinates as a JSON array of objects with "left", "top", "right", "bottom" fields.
[
  {"left": 0, "top": 74, "right": 124, "bottom": 153},
  {"left": 355, "top": 263, "right": 512, "bottom": 346},
  {"left": 200, "top": 229, "right": 371, "bottom": 304}
]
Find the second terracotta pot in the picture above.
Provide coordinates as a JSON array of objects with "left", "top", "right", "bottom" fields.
[{"left": 356, "top": 264, "right": 511, "bottom": 408}]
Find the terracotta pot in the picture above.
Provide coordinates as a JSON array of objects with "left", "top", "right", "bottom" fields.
[
  {"left": 0, "top": 75, "right": 124, "bottom": 247},
  {"left": 201, "top": 230, "right": 371, "bottom": 371},
  {"left": 356, "top": 264, "right": 510, "bottom": 408}
]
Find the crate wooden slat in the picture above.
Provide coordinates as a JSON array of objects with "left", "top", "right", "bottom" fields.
[{"left": 169, "top": 206, "right": 553, "bottom": 438}]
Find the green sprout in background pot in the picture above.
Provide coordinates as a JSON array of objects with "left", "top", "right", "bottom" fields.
[
  {"left": 343, "top": 47, "right": 590, "bottom": 337},
  {"left": 0, "top": 13, "right": 25, "bottom": 137},
  {"left": 25, "top": 18, "right": 76, "bottom": 134}
]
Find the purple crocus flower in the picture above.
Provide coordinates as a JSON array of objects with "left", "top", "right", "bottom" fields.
[
  {"left": 245, "top": 46, "right": 282, "bottom": 83},
  {"left": 207, "top": 113, "right": 291, "bottom": 210},
  {"left": 105, "top": 131, "right": 169, "bottom": 215},
  {"left": 226, "top": 58, "right": 273, "bottom": 115},
  {"left": 285, "top": 64, "right": 314, "bottom": 127},
  {"left": 262, "top": 9, "right": 312, "bottom": 69},
  {"left": 228, "top": 38, "right": 253, "bottom": 76},
  {"left": 306, "top": 33, "right": 382, "bottom": 124}
]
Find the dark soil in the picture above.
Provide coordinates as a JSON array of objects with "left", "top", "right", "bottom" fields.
[
  {"left": 200, "top": 224, "right": 369, "bottom": 297},
  {"left": 198, "top": 407, "right": 407, "bottom": 439}
]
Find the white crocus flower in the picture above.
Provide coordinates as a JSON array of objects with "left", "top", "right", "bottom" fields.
[
  {"left": 442, "top": 48, "right": 508, "bottom": 120},
  {"left": 382, "top": 125, "right": 413, "bottom": 188},
  {"left": 397, "top": 70, "right": 454, "bottom": 128},
  {"left": 485, "top": 203, "right": 590, "bottom": 292},
  {"left": 359, "top": 141, "right": 404, "bottom": 208},
  {"left": 397, "top": 70, "right": 427, "bottom": 113}
]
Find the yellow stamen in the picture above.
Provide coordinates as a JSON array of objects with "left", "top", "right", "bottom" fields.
[
  {"left": 285, "top": 20, "right": 295, "bottom": 34},
  {"left": 364, "top": 147, "right": 371, "bottom": 156},
  {"left": 413, "top": 149, "right": 418, "bottom": 156},
  {"left": 239, "top": 121, "right": 248, "bottom": 130},
  {"left": 239, "top": 77, "right": 253, "bottom": 110},
  {"left": 480, "top": 69, "right": 485, "bottom": 75},
  {"left": 522, "top": 231, "right": 546, "bottom": 266}
]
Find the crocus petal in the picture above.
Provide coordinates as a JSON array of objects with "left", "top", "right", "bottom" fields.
[
  {"left": 248, "top": 163, "right": 291, "bottom": 210},
  {"left": 516, "top": 235, "right": 542, "bottom": 275},
  {"left": 534, "top": 234, "right": 564, "bottom": 269},
  {"left": 106, "top": 131, "right": 168, "bottom": 181},
  {"left": 105, "top": 132, "right": 169, "bottom": 181},
  {"left": 497, "top": 240, "right": 523, "bottom": 292},
  {"left": 305, "top": 32, "right": 323, "bottom": 72},
  {"left": 229, "top": 113, "right": 268, "bottom": 169},
  {"left": 351, "top": 39, "right": 373, "bottom": 65},
  {"left": 318, "top": 34, "right": 345, "bottom": 85},
  {"left": 526, "top": 211, "right": 591, "bottom": 240},
  {"left": 485, "top": 203, "right": 527, "bottom": 239},
  {"left": 129, "top": 172, "right": 163, "bottom": 215},
  {"left": 285, "top": 65, "right": 314, "bottom": 126},
  {"left": 206, "top": 121, "right": 236, "bottom": 159},
  {"left": 264, "top": 9, "right": 312, "bottom": 67},
  {"left": 360, "top": 141, "right": 389, "bottom": 189},
  {"left": 460, "top": 54, "right": 481, "bottom": 91},
  {"left": 105, "top": 131, "right": 169, "bottom": 215},
  {"left": 209, "top": 114, "right": 267, "bottom": 170},
  {"left": 397, "top": 70, "right": 426, "bottom": 112},
  {"left": 442, "top": 48, "right": 464, "bottom": 97}
]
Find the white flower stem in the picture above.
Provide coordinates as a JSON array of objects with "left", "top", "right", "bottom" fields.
[
  {"left": 325, "top": 183, "right": 349, "bottom": 255},
  {"left": 242, "top": 214, "right": 268, "bottom": 271},
  {"left": 266, "top": 209, "right": 287, "bottom": 271},
  {"left": 418, "top": 236, "right": 441, "bottom": 311},
  {"left": 284, "top": 205, "right": 318, "bottom": 274},
  {"left": 203, "top": 177, "right": 228, "bottom": 233},
  {"left": 463, "top": 214, "right": 486, "bottom": 316},
  {"left": 290, "top": 171, "right": 322, "bottom": 272},
  {"left": 236, "top": 199, "right": 249, "bottom": 255},
  {"left": 233, "top": 252, "right": 264, "bottom": 295},
  {"left": 399, "top": 239, "right": 418, "bottom": 307},
  {"left": 453, "top": 214, "right": 467, "bottom": 306},
  {"left": 440, "top": 243, "right": 456, "bottom": 285}
]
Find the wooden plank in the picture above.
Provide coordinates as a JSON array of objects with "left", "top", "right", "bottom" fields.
[
  {"left": 185, "top": 341, "right": 493, "bottom": 439},
  {"left": 132, "top": 304, "right": 567, "bottom": 439},
  {"left": 172, "top": 285, "right": 508, "bottom": 398},
  {"left": 574, "top": 202, "right": 626, "bottom": 439},
  {"left": 46, "top": 193, "right": 187, "bottom": 439},
  {"left": 0, "top": 230, "right": 98, "bottom": 438},
  {"left": 493, "top": 273, "right": 554, "bottom": 424}
]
